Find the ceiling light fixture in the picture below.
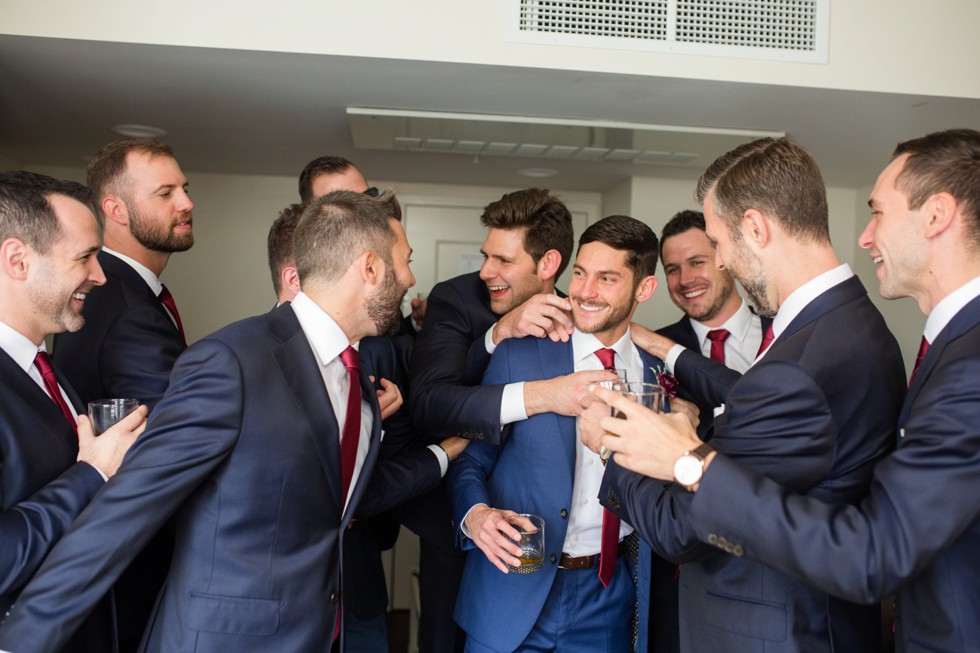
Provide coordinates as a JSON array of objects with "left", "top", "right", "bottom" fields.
[{"left": 112, "top": 124, "right": 167, "bottom": 138}]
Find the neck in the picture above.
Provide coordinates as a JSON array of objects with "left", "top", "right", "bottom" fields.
[
  {"left": 769, "top": 240, "right": 841, "bottom": 311},
  {"left": 104, "top": 230, "right": 170, "bottom": 277},
  {"left": 699, "top": 294, "right": 743, "bottom": 328},
  {"left": 919, "top": 249, "right": 980, "bottom": 315},
  {"left": 302, "top": 285, "right": 369, "bottom": 345},
  {"left": 0, "top": 300, "right": 48, "bottom": 346}
]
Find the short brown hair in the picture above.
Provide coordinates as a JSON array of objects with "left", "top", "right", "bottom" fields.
[
  {"left": 696, "top": 137, "right": 829, "bottom": 244},
  {"left": 480, "top": 188, "right": 574, "bottom": 277},
  {"left": 578, "top": 215, "right": 659, "bottom": 288},
  {"left": 267, "top": 203, "right": 306, "bottom": 295},
  {"left": 294, "top": 188, "right": 399, "bottom": 287},
  {"left": 0, "top": 171, "right": 93, "bottom": 254},
  {"left": 298, "top": 156, "right": 357, "bottom": 202},
  {"left": 892, "top": 128, "right": 980, "bottom": 247},
  {"left": 86, "top": 138, "right": 176, "bottom": 221}
]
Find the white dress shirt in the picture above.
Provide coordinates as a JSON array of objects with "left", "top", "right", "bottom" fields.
[
  {"left": 0, "top": 320, "right": 78, "bottom": 420},
  {"left": 923, "top": 275, "right": 980, "bottom": 344}
]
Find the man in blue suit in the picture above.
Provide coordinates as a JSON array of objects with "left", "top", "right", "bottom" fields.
[
  {"left": 0, "top": 190, "right": 445, "bottom": 652},
  {"left": 0, "top": 172, "right": 146, "bottom": 652},
  {"left": 592, "top": 137, "right": 907, "bottom": 653},
  {"left": 597, "top": 128, "right": 980, "bottom": 653},
  {"left": 449, "top": 215, "right": 664, "bottom": 652}
]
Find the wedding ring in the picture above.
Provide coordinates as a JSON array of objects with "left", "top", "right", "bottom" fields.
[{"left": 599, "top": 445, "right": 612, "bottom": 461}]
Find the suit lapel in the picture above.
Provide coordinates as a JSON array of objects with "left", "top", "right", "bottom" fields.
[
  {"left": 98, "top": 251, "right": 171, "bottom": 321},
  {"left": 901, "top": 295, "right": 980, "bottom": 425},
  {"left": 779, "top": 275, "right": 866, "bottom": 343},
  {"left": 537, "top": 339, "right": 578, "bottom": 473},
  {"left": 268, "top": 306, "right": 343, "bottom": 515},
  {"left": 0, "top": 350, "right": 78, "bottom": 458}
]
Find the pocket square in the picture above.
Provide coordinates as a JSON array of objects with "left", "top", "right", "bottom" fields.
[{"left": 713, "top": 404, "right": 726, "bottom": 418}]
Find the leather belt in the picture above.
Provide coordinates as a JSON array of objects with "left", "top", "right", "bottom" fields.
[{"left": 558, "top": 541, "right": 628, "bottom": 570}]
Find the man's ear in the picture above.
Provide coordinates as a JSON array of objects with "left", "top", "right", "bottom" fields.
[
  {"left": 281, "top": 265, "right": 301, "bottom": 297},
  {"left": 102, "top": 195, "right": 128, "bottom": 227},
  {"left": 634, "top": 275, "right": 658, "bottom": 303},
  {"left": 357, "top": 250, "right": 383, "bottom": 287},
  {"left": 922, "top": 191, "right": 958, "bottom": 239},
  {"left": 537, "top": 249, "right": 563, "bottom": 280},
  {"left": 741, "top": 209, "right": 771, "bottom": 249},
  {"left": 0, "top": 237, "right": 31, "bottom": 281}
]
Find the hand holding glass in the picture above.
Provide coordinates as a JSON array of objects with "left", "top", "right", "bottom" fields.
[
  {"left": 504, "top": 513, "right": 545, "bottom": 574},
  {"left": 88, "top": 398, "right": 141, "bottom": 436},
  {"left": 600, "top": 382, "right": 664, "bottom": 460}
]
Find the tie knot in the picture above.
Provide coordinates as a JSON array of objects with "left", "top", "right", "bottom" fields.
[
  {"left": 34, "top": 350, "right": 55, "bottom": 376},
  {"left": 594, "top": 348, "right": 616, "bottom": 371},
  {"left": 916, "top": 335, "right": 930, "bottom": 361},
  {"left": 340, "top": 346, "right": 359, "bottom": 373},
  {"left": 158, "top": 285, "right": 173, "bottom": 303},
  {"left": 706, "top": 329, "right": 730, "bottom": 344}
]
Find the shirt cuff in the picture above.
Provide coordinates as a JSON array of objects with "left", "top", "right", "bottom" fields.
[
  {"left": 484, "top": 323, "right": 498, "bottom": 355},
  {"left": 84, "top": 461, "right": 110, "bottom": 482},
  {"left": 500, "top": 382, "right": 528, "bottom": 426},
  {"left": 428, "top": 443, "right": 449, "bottom": 476},
  {"left": 460, "top": 503, "right": 489, "bottom": 540},
  {"left": 665, "top": 344, "right": 687, "bottom": 373}
]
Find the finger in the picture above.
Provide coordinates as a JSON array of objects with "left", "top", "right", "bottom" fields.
[{"left": 76, "top": 414, "right": 94, "bottom": 442}]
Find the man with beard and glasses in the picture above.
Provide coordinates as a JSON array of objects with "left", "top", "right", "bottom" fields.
[
  {"left": 586, "top": 137, "right": 907, "bottom": 653},
  {"left": 0, "top": 190, "right": 447, "bottom": 653},
  {"left": 48, "top": 138, "right": 194, "bottom": 651},
  {"left": 0, "top": 171, "right": 147, "bottom": 653},
  {"left": 54, "top": 138, "right": 193, "bottom": 411},
  {"left": 447, "top": 215, "right": 663, "bottom": 653}
]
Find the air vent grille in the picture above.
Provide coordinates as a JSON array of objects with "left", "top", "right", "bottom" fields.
[{"left": 512, "top": 0, "right": 828, "bottom": 63}]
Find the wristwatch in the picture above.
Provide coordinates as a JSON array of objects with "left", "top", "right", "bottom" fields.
[{"left": 673, "top": 443, "right": 715, "bottom": 492}]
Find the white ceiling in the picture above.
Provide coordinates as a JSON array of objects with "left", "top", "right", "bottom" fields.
[{"left": 1, "top": 34, "right": 978, "bottom": 192}]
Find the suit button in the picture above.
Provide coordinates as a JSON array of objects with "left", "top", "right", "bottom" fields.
[
  {"left": 732, "top": 545, "right": 744, "bottom": 557},
  {"left": 560, "top": 509, "right": 568, "bottom": 519},
  {"left": 707, "top": 533, "right": 718, "bottom": 545},
  {"left": 724, "top": 542, "right": 734, "bottom": 553},
  {"left": 716, "top": 536, "right": 728, "bottom": 549},
  {"left": 329, "top": 592, "right": 338, "bottom": 604},
  {"left": 550, "top": 553, "right": 557, "bottom": 564},
  {"left": 608, "top": 497, "right": 621, "bottom": 511}
]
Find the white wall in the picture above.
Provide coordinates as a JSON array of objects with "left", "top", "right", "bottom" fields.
[{"left": 3, "top": 1, "right": 978, "bottom": 100}]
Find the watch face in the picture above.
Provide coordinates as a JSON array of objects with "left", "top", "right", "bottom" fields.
[{"left": 674, "top": 455, "right": 702, "bottom": 487}]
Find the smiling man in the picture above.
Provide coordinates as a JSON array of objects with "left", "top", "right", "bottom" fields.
[{"left": 448, "top": 215, "right": 661, "bottom": 653}]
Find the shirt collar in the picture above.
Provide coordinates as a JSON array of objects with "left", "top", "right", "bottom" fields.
[
  {"left": 772, "top": 264, "right": 853, "bottom": 340},
  {"left": 102, "top": 247, "right": 163, "bottom": 296},
  {"left": 289, "top": 291, "right": 355, "bottom": 368},
  {"left": 689, "top": 297, "right": 753, "bottom": 347},
  {"left": 0, "top": 320, "right": 46, "bottom": 374},
  {"left": 923, "top": 275, "right": 980, "bottom": 344},
  {"left": 572, "top": 326, "right": 633, "bottom": 365}
]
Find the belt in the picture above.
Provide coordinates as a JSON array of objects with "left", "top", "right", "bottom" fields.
[{"left": 558, "top": 541, "right": 628, "bottom": 570}]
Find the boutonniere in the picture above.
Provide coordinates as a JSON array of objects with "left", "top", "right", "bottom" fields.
[{"left": 650, "top": 367, "right": 679, "bottom": 399}]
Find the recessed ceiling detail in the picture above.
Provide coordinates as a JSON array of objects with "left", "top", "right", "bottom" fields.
[
  {"left": 510, "top": 0, "right": 829, "bottom": 63},
  {"left": 348, "top": 108, "right": 784, "bottom": 170}
]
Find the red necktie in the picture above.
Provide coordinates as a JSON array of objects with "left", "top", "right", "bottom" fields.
[
  {"left": 34, "top": 351, "right": 76, "bottom": 430},
  {"left": 757, "top": 323, "right": 775, "bottom": 357},
  {"left": 339, "top": 346, "right": 361, "bottom": 503},
  {"left": 706, "top": 329, "right": 730, "bottom": 364},
  {"left": 909, "top": 336, "right": 929, "bottom": 385},
  {"left": 158, "top": 285, "right": 187, "bottom": 347},
  {"left": 594, "top": 348, "right": 620, "bottom": 587}
]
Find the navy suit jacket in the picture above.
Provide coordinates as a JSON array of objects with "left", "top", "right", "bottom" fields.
[
  {"left": 685, "top": 293, "right": 980, "bottom": 653},
  {"left": 601, "top": 276, "right": 906, "bottom": 653},
  {"left": 53, "top": 250, "right": 185, "bottom": 411},
  {"left": 0, "top": 305, "right": 438, "bottom": 652},
  {"left": 656, "top": 312, "right": 771, "bottom": 440},
  {"left": 410, "top": 271, "right": 503, "bottom": 443},
  {"left": 0, "top": 350, "right": 114, "bottom": 652},
  {"left": 448, "top": 335, "right": 661, "bottom": 652}
]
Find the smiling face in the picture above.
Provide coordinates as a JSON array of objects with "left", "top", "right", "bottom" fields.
[
  {"left": 860, "top": 154, "right": 926, "bottom": 304},
  {"left": 123, "top": 151, "right": 194, "bottom": 253},
  {"left": 661, "top": 227, "right": 740, "bottom": 326},
  {"left": 478, "top": 227, "right": 550, "bottom": 315},
  {"left": 26, "top": 194, "right": 106, "bottom": 340},
  {"left": 568, "top": 241, "right": 655, "bottom": 345}
]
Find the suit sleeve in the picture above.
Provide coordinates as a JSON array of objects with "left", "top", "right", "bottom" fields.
[
  {"left": 687, "top": 354, "right": 980, "bottom": 603},
  {"left": 0, "top": 463, "right": 104, "bottom": 596},
  {"left": 99, "top": 302, "right": 184, "bottom": 411},
  {"left": 410, "top": 281, "right": 506, "bottom": 444},
  {"left": 0, "top": 340, "right": 242, "bottom": 652},
  {"left": 602, "top": 360, "right": 836, "bottom": 563},
  {"left": 672, "top": 348, "right": 742, "bottom": 411}
]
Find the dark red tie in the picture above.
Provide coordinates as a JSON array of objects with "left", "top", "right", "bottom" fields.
[
  {"left": 706, "top": 329, "right": 730, "bottom": 364},
  {"left": 909, "top": 336, "right": 929, "bottom": 385},
  {"left": 594, "top": 348, "right": 620, "bottom": 587},
  {"left": 34, "top": 351, "right": 76, "bottom": 430},
  {"left": 339, "top": 346, "right": 361, "bottom": 503},
  {"left": 158, "top": 284, "right": 187, "bottom": 347},
  {"left": 757, "top": 323, "right": 775, "bottom": 357}
]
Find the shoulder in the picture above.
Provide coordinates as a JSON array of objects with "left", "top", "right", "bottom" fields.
[{"left": 656, "top": 317, "right": 691, "bottom": 339}]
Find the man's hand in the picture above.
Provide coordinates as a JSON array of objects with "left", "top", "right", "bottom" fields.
[
  {"left": 592, "top": 386, "right": 701, "bottom": 481},
  {"left": 410, "top": 296, "right": 427, "bottom": 331},
  {"left": 630, "top": 322, "right": 677, "bottom": 361},
  {"left": 437, "top": 436, "right": 469, "bottom": 462},
  {"left": 668, "top": 396, "right": 701, "bottom": 432},
  {"left": 524, "top": 370, "right": 616, "bottom": 418},
  {"left": 579, "top": 391, "right": 612, "bottom": 454},
  {"left": 464, "top": 505, "right": 528, "bottom": 573},
  {"left": 371, "top": 375, "right": 403, "bottom": 420},
  {"left": 76, "top": 405, "right": 148, "bottom": 477},
  {"left": 493, "top": 294, "right": 573, "bottom": 345}
]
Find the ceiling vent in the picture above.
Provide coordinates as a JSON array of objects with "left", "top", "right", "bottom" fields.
[
  {"left": 510, "top": 0, "right": 829, "bottom": 63},
  {"left": 348, "top": 108, "right": 784, "bottom": 171}
]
